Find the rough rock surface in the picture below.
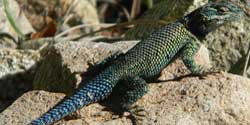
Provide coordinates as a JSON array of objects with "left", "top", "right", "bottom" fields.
[
  {"left": 0, "top": 49, "right": 40, "bottom": 78},
  {"left": 0, "top": 49, "right": 40, "bottom": 111},
  {"left": 1, "top": 40, "right": 250, "bottom": 125},
  {"left": 33, "top": 40, "right": 138, "bottom": 94},
  {"left": 188, "top": 1, "right": 250, "bottom": 77},
  {"left": 1, "top": 64, "right": 250, "bottom": 125},
  {"left": 33, "top": 39, "right": 209, "bottom": 94},
  {"left": 204, "top": 18, "right": 250, "bottom": 77}
]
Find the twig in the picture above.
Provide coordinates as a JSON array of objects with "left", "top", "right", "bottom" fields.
[
  {"left": 3, "top": 0, "right": 24, "bottom": 38},
  {"left": 97, "top": 0, "right": 131, "bottom": 21},
  {"left": 120, "top": 4, "right": 131, "bottom": 21},
  {"left": 131, "top": 0, "right": 141, "bottom": 20},
  {"left": 69, "top": 19, "right": 168, "bottom": 41},
  {"left": 55, "top": 23, "right": 115, "bottom": 39},
  {"left": 243, "top": 43, "right": 250, "bottom": 77},
  {"left": 61, "top": 0, "right": 80, "bottom": 25}
]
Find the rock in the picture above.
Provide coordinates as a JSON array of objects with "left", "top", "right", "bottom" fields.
[
  {"left": 1, "top": 39, "right": 250, "bottom": 124},
  {"left": 0, "top": 48, "right": 40, "bottom": 111},
  {"left": 143, "top": 73, "right": 250, "bottom": 125},
  {"left": 0, "top": 90, "right": 131, "bottom": 125},
  {"left": 204, "top": 18, "right": 250, "bottom": 77},
  {"left": 33, "top": 39, "right": 210, "bottom": 94},
  {"left": 0, "top": 91, "right": 65, "bottom": 125},
  {"left": 190, "top": 0, "right": 250, "bottom": 77},
  {"left": 1, "top": 69, "right": 250, "bottom": 124},
  {"left": 33, "top": 39, "right": 138, "bottom": 94},
  {"left": 0, "top": 49, "right": 40, "bottom": 78},
  {"left": 195, "top": 1, "right": 250, "bottom": 77}
]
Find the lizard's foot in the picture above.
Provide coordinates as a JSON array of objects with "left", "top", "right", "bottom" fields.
[
  {"left": 123, "top": 104, "right": 148, "bottom": 124},
  {"left": 128, "top": 105, "right": 147, "bottom": 121},
  {"left": 109, "top": 104, "right": 147, "bottom": 124}
]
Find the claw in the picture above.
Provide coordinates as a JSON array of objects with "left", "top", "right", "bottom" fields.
[{"left": 126, "top": 105, "right": 148, "bottom": 124}]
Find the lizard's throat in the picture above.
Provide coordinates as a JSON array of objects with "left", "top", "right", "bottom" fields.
[{"left": 179, "top": 16, "right": 209, "bottom": 40}]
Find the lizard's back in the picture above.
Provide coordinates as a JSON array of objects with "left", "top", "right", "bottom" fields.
[{"left": 116, "top": 22, "right": 192, "bottom": 78}]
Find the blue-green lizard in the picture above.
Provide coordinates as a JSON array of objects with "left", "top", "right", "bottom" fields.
[{"left": 31, "top": 1, "right": 244, "bottom": 124}]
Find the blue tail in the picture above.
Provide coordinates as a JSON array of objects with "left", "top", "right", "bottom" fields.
[{"left": 31, "top": 68, "right": 121, "bottom": 125}]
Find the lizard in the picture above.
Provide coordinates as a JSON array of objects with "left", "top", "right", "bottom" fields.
[{"left": 30, "top": 1, "right": 244, "bottom": 124}]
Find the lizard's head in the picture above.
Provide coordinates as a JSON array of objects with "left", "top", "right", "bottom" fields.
[{"left": 184, "top": 0, "right": 244, "bottom": 37}]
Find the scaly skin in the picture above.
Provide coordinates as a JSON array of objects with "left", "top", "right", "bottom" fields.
[{"left": 31, "top": 1, "right": 244, "bottom": 124}]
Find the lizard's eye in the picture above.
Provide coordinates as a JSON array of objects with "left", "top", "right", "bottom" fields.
[{"left": 218, "top": 7, "right": 229, "bottom": 13}]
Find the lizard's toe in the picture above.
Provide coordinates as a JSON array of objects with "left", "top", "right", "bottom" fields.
[{"left": 126, "top": 105, "right": 148, "bottom": 124}]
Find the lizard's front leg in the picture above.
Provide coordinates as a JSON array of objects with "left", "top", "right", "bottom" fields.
[{"left": 181, "top": 39, "right": 215, "bottom": 75}]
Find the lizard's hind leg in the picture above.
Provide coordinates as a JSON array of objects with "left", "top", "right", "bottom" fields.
[{"left": 120, "top": 76, "right": 149, "bottom": 123}]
